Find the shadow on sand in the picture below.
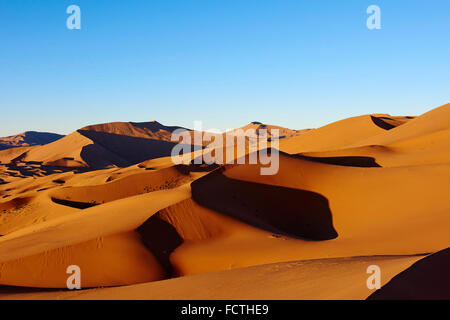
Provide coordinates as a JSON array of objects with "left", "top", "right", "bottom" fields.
[
  {"left": 78, "top": 130, "right": 193, "bottom": 168},
  {"left": 138, "top": 214, "right": 184, "bottom": 277},
  {"left": 191, "top": 170, "right": 338, "bottom": 241},
  {"left": 368, "top": 247, "right": 450, "bottom": 300},
  {"left": 293, "top": 154, "right": 381, "bottom": 168}
]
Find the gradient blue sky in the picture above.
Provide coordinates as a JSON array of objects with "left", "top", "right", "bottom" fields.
[{"left": 1, "top": 0, "right": 449, "bottom": 136}]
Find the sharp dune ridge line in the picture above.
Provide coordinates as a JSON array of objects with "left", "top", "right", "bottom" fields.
[{"left": 0, "top": 103, "right": 449, "bottom": 299}]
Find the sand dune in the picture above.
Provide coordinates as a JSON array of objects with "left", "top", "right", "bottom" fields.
[
  {"left": 0, "top": 184, "right": 191, "bottom": 288},
  {"left": 0, "top": 121, "right": 197, "bottom": 175},
  {"left": 80, "top": 121, "right": 188, "bottom": 141},
  {"left": 368, "top": 247, "right": 450, "bottom": 300},
  {"left": 0, "top": 146, "right": 33, "bottom": 164},
  {"left": 0, "top": 121, "right": 300, "bottom": 178},
  {"left": 281, "top": 103, "right": 450, "bottom": 168},
  {"left": 221, "top": 152, "right": 450, "bottom": 254},
  {"left": 0, "top": 231, "right": 165, "bottom": 288},
  {"left": 0, "top": 184, "right": 191, "bottom": 262},
  {"left": 191, "top": 168, "right": 338, "bottom": 240},
  {"left": 0, "top": 254, "right": 424, "bottom": 300},
  {"left": 279, "top": 114, "right": 413, "bottom": 154},
  {"left": 230, "top": 122, "right": 309, "bottom": 140},
  {"left": 353, "top": 103, "right": 450, "bottom": 147},
  {"left": 0, "top": 132, "right": 64, "bottom": 151},
  {"left": 49, "top": 165, "right": 194, "bottom": 207},
  {"left": 0, "top": 103, "right": 449, "bottom": 299}
]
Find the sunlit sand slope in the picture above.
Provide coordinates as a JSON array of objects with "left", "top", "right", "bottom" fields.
[
  {"left": 0, "top": 232, "right": 164, "bottom": 288},
  {"left": 279, "top": 114, "right": 413, "bottom": 153},
  {"left": 0, "top": 255, "right": 423, "bottom": 300}
]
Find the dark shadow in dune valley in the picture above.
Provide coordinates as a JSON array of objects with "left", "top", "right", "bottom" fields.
[{"left": 191, "top": 170, "right": 338, "bottom": 241}]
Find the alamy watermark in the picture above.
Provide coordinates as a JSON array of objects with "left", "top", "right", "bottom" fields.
[
  {"left": 66, "top": 5, "right": 81, "bottom": 30},
  {"left": 367, "top": 5, "right": 381, "bottom": 30},
  {"left": 170, "top": 121, "right": 280, "bottom": 175},
  {"left": 366, "top": 264, "right": 381, "bottom": 290},
  {"left": 66, "top": 265, "right": 81, "bottom": 290}
]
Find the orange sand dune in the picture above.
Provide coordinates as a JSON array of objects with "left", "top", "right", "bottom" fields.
[
  {"left": 49, "top": 165, "right": 194, "bottom": 207},
  {"left": 35, "top": 149, "right": 442, "bottom": 278},
  {"left": 0, "top": 193, "right": 78, "bottom": 235},
  {"left": 353, "top": 103, "right": 450, "bottom": 147},
  {"left": 0, "top": 121, "right": 300, "bottom": 179},
  {"left": 0, "top": 132, "right": 64, "bottom": 151},
  {"left": 297, "top": 129, "right": 450, "bottom": 168},
  {"left": 0, "top": 254, "right": 424, "bottom": 300},
  {"left": 189, "top": 153, "right": 450, "bottom": 256},
  {"left": 229, "top": 122, "right": 309, "bottom": 140},
  {"left": 281, "top": 104, "right": 450, "bottom": 168},
  {"left": 6, "top": 156, "right": 440, "bottom": 286},
  {"left": 18, "top": 131, "right": 130, "bottom": 169},
  {"left": 0, "top": 183, "right": 191, "bottom": 288},
  {"left": 0, "top": 184, "right": 191, "bottom": 264},
  {"left": 0, "top": 103, "right": 449, "bottom": 298},
  {"left": 0, "top": 157, "right": 212, "bottom": 236},
  {"left": 79, "top": 121, "right": 187, "bottom": 141},
  {"left": 0, "top": 146, "right": 33, "bottom": 164},
  {"left": 280, "top": 114, "right": 413, "bottom": 154},
  {"left": 0, "top": 121, "right": 198, "bottom": 174}
]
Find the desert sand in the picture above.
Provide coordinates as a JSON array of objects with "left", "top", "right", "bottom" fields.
[
  {"left": 0, "top": 132, "right": 64, "bottom": 151},
  {"left": 0, "top": 103, "right": 449, "bottom": 300}
]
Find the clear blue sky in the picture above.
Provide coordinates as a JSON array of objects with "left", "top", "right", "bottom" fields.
[{"left": 1, "top": 0, "right": 449, "bottom": 136}]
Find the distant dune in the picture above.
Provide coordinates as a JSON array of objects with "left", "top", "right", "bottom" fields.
[
  {"left": 0, "top": 255, "right": 425, "bottom": 300},
  {"left": 229, "top": 122, "right": 310, "bottom": 140},
  {"left": 0, "top": 122, "right": 196, "bottom": 178},
  {"left": 282, "top": 103, "right": 450, "bottom": 168},
  {"left": 80, "top": 121, "right": 188, "bottom": 141},
  {"left": 0, "top": 120, "right": 304, "bottom": 179},
  {"left": 0, "top": 132, "right": 64, "bottom": 151},
  {"left": 0, "top": 103, "right": 449, "bottom": 299}
]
